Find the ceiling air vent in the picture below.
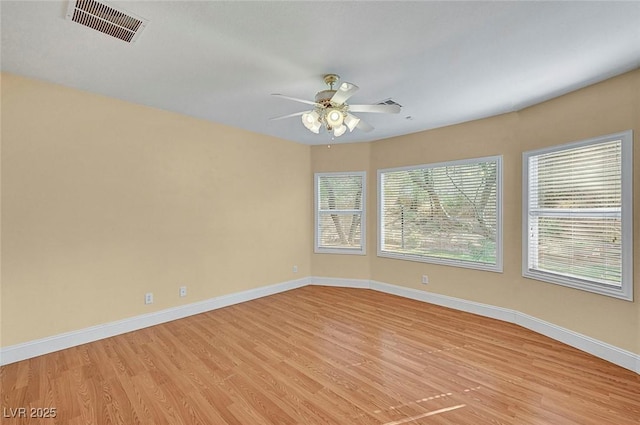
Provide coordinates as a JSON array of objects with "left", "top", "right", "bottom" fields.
[
  {"left": 66, "top": 0, "right": 148, "bottom": 43},
  {"left": 378, "top": 99, "right": 403, "bottom": 108}
]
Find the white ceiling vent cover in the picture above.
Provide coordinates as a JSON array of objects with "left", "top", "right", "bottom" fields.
[
  {"left": 66, "top": 0, "right": 148, "bottom": 43},
  {"left": 378, "top": 99, "right": 403, "bottom": 108}
]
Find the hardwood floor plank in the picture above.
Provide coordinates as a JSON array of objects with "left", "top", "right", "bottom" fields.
[{"left": 2, "top": 286, "right": 639, "bottom": 424}]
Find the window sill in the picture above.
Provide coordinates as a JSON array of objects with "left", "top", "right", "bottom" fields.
[
  {"left": 378, "top": 251, "right": 503, "bottom": 273},
  {"left": 523, "top": 269, "right": 632, "bottom": 301},
  {"left": 315, "top": 247, "right": 366, "bottom": 255}
]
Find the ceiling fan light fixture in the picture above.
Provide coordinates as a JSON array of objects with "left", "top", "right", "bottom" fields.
[
  {"left": 325, "top": 108, "right": 344, "bottom": 127},
  {"left": 307, "top": 121, "right": 321, "bottom": 133},
  {"left": 333, "top": 124, "right": 347, "bottom": 137},
  {"left": 302, "top": 111, "right": 321, "bottom": 133},
  {"left": 344, "top": 113, "right": 360, "bottom": 132}
]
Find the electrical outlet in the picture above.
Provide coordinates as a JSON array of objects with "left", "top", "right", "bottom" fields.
[
  {"left": 179, "top": 286, "right": 187, "bottom": 297},
  {"left": 292, "top": 265, "right": 298, "bottom": 273},
  {"left": 421, "top": 275, "right": 429, "bottom": 285},
  {"left": 145, "top": 292, "right": 154, "bottom": 304}
]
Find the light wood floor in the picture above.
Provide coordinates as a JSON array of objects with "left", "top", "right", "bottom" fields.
[{"left": 2, "top": 286, "right": 639, "bottom": 424}]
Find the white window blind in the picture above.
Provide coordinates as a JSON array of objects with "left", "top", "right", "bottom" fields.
[
  {"left": 378, "top": 156, "right": 502, "bottom": 271},
  {"left": 315, "top": 172, "right": 366, "bottom": 254},
  {"left": 523, "top": 131, "right": 633, "bottom": 300}
]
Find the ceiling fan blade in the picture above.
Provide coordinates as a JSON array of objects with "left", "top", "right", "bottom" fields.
[
  {"left": 349, "top": 104, "right": 401, "bottom": 114},
  {"left": 272, "top": 94, "right": 317, "bottom": 106},
  {"left": 269, "top": 111, "right": 308, "bottom": 121},
  {"left": 330, "top": 82, "right": 359, "bottom": 105},
  {"left": 356, "top": 119, "right": 374, "bottom": 132}
]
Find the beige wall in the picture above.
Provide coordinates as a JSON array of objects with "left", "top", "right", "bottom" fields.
[
  {"left": 313, "top": 69, "right": 639, "bottom": 354},
  {"left": 2, "top": 69, "right": 638, "bottom": 357},
  {"left": 1, "top": 73, "right": 311, "bottom": 346},
  {"left": 369, "top": 112, "right": 519, "bottom": 308},
  {"left": 513, "top": 71, "right": 639, "bottom": 353}
]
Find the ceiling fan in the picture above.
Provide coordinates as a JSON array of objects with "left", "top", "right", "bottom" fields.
[{"left": 271, "top": 74, "right": 401, "bottom": 138}]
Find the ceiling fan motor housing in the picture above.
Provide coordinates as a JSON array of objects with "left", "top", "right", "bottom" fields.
[
  {"left": 315, "top": 90, "right": 337, "bottom": 107},
  {"left": 314, "top": 89, "right": 347, "bottom": 131}
]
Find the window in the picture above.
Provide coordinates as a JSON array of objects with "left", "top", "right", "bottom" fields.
[
  {"left": 523, "top": 131, "right": 633, "bottom": 300},
  {"left": 315, "top": 172, "right": 366, "bottom": 254},
  {"left": 378, "top": 156, "right": 502, "bottom": 271}
]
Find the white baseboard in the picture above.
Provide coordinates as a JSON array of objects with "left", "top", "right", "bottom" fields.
[
  {"left": 514, "top": 312, "right": 640, "bottom": 374},
  {"left": 311, "top": 276, "right": 370, "bottom": 289},
  {"left": 0, "top": 277, "right": 310, "bottom": 366},
  {"left": 2, "top": 275, "right": 638, "bottom": 374},
  {"left": 369, "top": 280, "right": 518, "bottom": 323},
  {"left": 311, "top": 277, "right": 639, "bottom": 374}
]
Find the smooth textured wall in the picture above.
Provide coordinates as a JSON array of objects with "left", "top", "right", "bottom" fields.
[
  {"left": 369, "top": 112, "right": 519, "bottom": 308},
  {"left": 3, "top": 69, "right": 638, "bottom": 357},
  {"left": 514, "top": 70, "right": 639, "bottom": 353},
  {"left": 1, "top": 73, "right": 311, "bottom": 346},
  {"left": 313, "top": 69, "right": 639, "bottom": 354}
]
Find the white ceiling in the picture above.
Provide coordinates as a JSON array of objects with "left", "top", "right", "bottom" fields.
[{"left": 2, "top": 1, "right": 639, "bottom": 145}]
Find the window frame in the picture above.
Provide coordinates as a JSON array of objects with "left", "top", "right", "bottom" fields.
[
  {"left": 314, "top": 171, "right": 366, "bottom": 255},
  {"left": 377, "top": 155, "right": 503, "bottom": 272},
  {"left": 522, "top": 130, "right": 633, "bottom": 301}
]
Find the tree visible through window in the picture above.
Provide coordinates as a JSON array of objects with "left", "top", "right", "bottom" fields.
[
  {"left": 378, "top": 156, "right": 502, "bottom": 271},
  {"left": 315, "top": 172, "right": 366, "bottom": 254}
]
